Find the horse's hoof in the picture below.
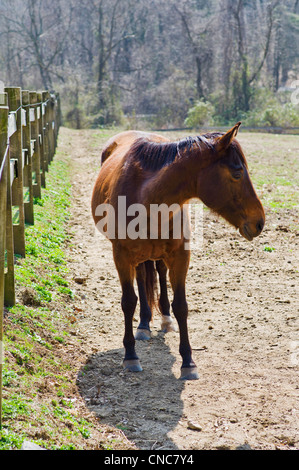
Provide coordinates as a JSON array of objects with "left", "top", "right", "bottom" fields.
[
  {"left": 161, "top": 316, "right": 178, "bottom": 333},
  {"left": 123, "top": 359, "right": 143, "bottom": 372},
  {"left": 180, "top": 366, "right": 199, "bottom": 380},
  {"left": 135, "top": 328, "right": 151, "bottom": 341}
]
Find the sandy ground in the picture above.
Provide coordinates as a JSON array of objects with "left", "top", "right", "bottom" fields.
[{"left": 59, "top": 127, "right": 298, "bottom": 450}]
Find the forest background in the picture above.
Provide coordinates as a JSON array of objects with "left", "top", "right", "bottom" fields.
[{"left": 0, "top": 0, "right": 298, "bottom": 130}]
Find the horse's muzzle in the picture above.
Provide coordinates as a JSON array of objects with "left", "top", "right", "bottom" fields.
[{"left": 240, "top": 218, "right": 265, "bottom": 241}]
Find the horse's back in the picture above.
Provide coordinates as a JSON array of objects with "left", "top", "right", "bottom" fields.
[{"left": 101, "top": 130, "right": 169, "bottom": 164}]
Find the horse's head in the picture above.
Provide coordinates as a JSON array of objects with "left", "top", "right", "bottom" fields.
[{"left": 197, "top": 123, "right": 265, "bottom": 241}]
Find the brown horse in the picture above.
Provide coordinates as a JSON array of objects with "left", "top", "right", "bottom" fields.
[{"left": 91, "top": 123, "right": 265, "bottom": 380}]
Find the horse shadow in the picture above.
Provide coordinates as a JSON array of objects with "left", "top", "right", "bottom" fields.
[{"left": 77, "top": 331, "right": 185, "bottom": 450}]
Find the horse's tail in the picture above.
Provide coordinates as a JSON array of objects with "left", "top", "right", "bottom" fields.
[{"left": 144, "top": 260, "right": 158, "bottom": 316}]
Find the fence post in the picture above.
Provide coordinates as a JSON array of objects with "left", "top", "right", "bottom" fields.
[
  {"left": 48, "top": 94, "right": 56, "bottom": 162},
  {"left": 29, "top": 92, "right": 42, "bottom": 199},
  {"left": 3, "top": 100, "right": 15, "bottom": 308},
  {"left": 5, "top": 87, "right": 26, "bottom": 258},
  {"left": 42, "top": 91, "right": 50, "bottom": 172},
  {"left": 22, "top": 91, "right": 34, "bottom": 225},
  {"left": 57, "top": 93, "right": 62, "bottom": 130},
  {"left": 0, "top": 93, "right": 8, "bottom": 430},
  {"left": 37, "top": 92, "right": 46, "bottom": 188},
  {"left": 53, "top": 93, "right": 60, "bottom": 151}
]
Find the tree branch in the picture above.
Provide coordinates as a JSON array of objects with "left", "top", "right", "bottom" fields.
[{"left": 249, "top": 1, "right": 279, "bottom": 84}]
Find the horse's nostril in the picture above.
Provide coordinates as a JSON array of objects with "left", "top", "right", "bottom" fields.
[{"left": 256, "top": 219, "right": 264, "bottom": 233}]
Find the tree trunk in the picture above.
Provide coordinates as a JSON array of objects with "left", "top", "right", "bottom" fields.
[
  {"left": 196, "top": 56, "right": 204, "bottom": 99},
  {"left": 97, "top": 2, "right": 106, "bottom": 111}
]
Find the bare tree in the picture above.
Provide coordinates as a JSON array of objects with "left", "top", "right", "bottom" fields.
[
  {"left": 172, "top": 0, "right": 216, "bottom": 100},
  {"left": 0, "top": 0, "right": 73, "bottom": 89},
  {"left": 0, "top": 0, "right": 297, "bottom": 126},
  {"left": 86, "top": 0, "right": 135, "bottom": 116}
]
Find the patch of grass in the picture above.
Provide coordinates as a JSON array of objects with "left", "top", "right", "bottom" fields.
[
  {"left": 3, "top": 394, "right": 30, "bottom": 419},
  {"left": 90, "top": 127, "right": 123, "bottom": 148},
  {"left": 267, "top": 191, "right": 298, "bottom": 211},
  {"left": 263, "top": 246, "right": 275, "bottom": 252},
  {"left": 0, "top": 428, "right": 25, "bottom": 450},
  {"left": 236, "top": 133, "right": 299, "bottom": 214},
  {"left": 58, "top": 286, "right": 74, "bottom": 299},
  {"left": 51, "top": 274, "right": 69, "bottom": 287},
  {"left": 0, "top": 152, "right": 99, "bottom": 450}
]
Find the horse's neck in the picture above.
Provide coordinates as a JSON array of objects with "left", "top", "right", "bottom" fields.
[{"left": 142, "top": 150, "right": 201, "bottom": 207}]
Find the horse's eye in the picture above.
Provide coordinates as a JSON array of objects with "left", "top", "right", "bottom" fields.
[{"left": 232, "top": 170, "right": 242, "bottom": 180}]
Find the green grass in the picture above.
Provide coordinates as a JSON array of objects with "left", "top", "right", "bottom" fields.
[
  {"left": 237, "top": 133, "right": 299, "bottom": 213},
  {"left": 263, "top": 246, "right": 275, "bottom": 252},
  {"left": 0, "top": 153, "right": 97, "bottom": 450}
]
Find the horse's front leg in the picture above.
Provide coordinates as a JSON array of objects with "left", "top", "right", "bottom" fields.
[
  {"left": 172, "top": 286, "right": 198, "bottom": 380},
  {"left": 166, "top": 248, "right": 199, "bottom": 380}
]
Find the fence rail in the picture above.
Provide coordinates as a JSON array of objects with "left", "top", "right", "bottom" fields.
[
  {"left": 152, "top": 125, "right": 299, "bottom": 135},
  {"left": 0, "top": 86, "right": 61, "bottom": 428}
]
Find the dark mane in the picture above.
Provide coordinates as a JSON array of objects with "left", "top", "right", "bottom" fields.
[{"left": 130, "top": 135, "right": 211, "bottom": 171}]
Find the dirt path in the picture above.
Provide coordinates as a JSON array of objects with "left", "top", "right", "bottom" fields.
[{"left": 58, "top": 127, "right": 298, "bottom": 450}]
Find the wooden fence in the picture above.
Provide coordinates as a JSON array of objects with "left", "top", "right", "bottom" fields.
[{"left": 0, "top": 86, "right": 61, "bottom": 428}]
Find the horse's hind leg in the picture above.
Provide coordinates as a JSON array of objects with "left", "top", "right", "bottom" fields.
[
  {"left": 156, "top": 260, "right": 177, "bottom": 333},
  {"left": 113, "top": 249, "right": 142, "bottom": 372},
  {"left": 135, "top": 262, "right": 152, "bottom": 341},
  {"left": 121, "top": 282, "right": 142, "bottom": 371}
]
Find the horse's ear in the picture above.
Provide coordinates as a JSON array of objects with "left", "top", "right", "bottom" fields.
[{"left": 216, "top": 122, "right": 241, "bottom": 152}]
